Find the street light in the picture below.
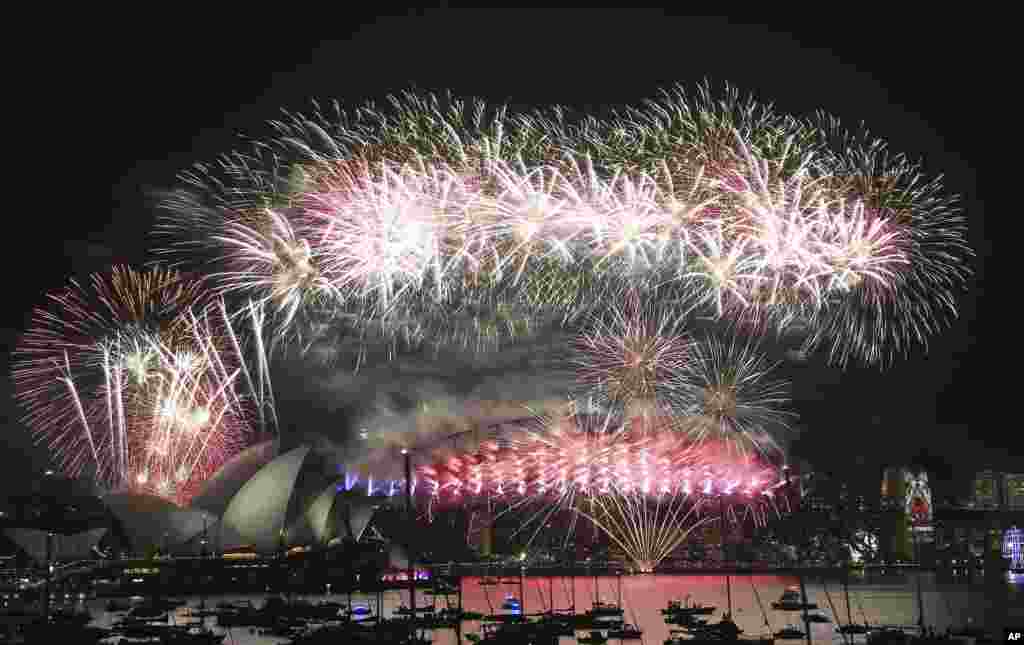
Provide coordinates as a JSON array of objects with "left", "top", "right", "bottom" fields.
[{"left": 392, "top": 430, "right": 476, "bottom": 629}]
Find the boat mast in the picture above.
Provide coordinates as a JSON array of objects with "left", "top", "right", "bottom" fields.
[
  {"left": 520, "top": 565, "right": 526, "bottom": 616},
  {"left": 616, "top": 571, "right": 622, "bottom": 610},
  {"left": 838, "top": 487, "right": 855, "bottom": 641},
  {"left": 403, "top": 448, "right": 415, "bottom": 628},
  {"left": 726, "top": 573, "right": 732, "bottom": 617},
  {"left": 376, "top": 587, "right": 383, "bottom": 637},
  {"left": 798, "top": 567, "right": 812, "bottom": 645},
  {"left": 749, "top": 578, "right": 770, "bottom": 632},
  {"left": 549, "top": 574, "right": 554, "bottom": 615},
  {"left": 822, "top": 581, "right": 850, "bottom": 645},
  {"left": 721, "top": 496, "right": 732, "bottom": 617},
  {"left": 914, "top": 527, "right": 925, "bottom": 633},
  {"left": 855, "top": 593, "right": 871, "bottom": 630},
  {"left": 455, "top": 572, "right": 463, "bottom": 644},
  {"left": 784, "top": 465, "right": 812, "bottom": 645},
  {"left": 572, "top": 567, "right": 576, "bottom": 614},
  {"left": 844, "top": 568, "right": 854, "bottom": 631}
]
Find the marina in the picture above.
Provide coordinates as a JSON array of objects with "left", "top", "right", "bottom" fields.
[{"left": 3, "top": 572, "right": 1019, "bottom": 643}]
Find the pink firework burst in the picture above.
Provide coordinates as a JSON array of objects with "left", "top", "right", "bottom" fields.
[
  {"left": 415, "top": 411, "right": 787, "bottom": 569},
  {"left": 12, "top": 268, "right": 259, "bottom": 505}
]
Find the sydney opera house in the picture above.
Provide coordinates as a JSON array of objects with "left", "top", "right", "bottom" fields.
[
  {"left": 2, "top": 438, "right": 402, "bottom": 567},
  {"left": 2, "top": 407, "right": 559, "bottom": 572}
]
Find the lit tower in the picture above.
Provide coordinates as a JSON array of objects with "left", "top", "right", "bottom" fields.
[
  {"left": 1003, "top": 526, "right": 1023, "bottom": 571},
  {"left": 880, "top": 467, "right": 913, "bottom": 561}
]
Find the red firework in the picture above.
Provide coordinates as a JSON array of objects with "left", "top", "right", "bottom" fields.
[{"left": 417, "top": 413, "right": 785, "bottom": 504}]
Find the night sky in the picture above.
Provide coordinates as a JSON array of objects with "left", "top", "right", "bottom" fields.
[{"left": 3, "top": 12, "right": 995, "bottom": 495}]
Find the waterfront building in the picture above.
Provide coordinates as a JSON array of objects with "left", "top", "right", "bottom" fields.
[
  {"left": 217, "top": 444, "right": 379, "bottom": 553},
  {"left": 102, "top": 491, "right": 217, "bottom": 556},
  {"left": 1004, "top": 525, "right": 1023, "bottom": 569},
  {"left": 1, "top": 443, "right": 382, "bottom": 563},
  {"left": 189, "top": 439, "right": 280, "bottom": 516}
]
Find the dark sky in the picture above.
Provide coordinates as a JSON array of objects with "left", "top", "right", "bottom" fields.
[{"left": 4, "top": 12, "right": 995, "bottom": 493}]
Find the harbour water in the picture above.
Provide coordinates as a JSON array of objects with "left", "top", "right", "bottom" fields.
[{"left": 77, "top": 572, "right": 1022, "bottom": 643}]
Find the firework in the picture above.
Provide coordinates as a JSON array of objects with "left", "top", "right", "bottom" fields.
[
  {"left": 578, "top": 487, "right": 714, "bottom": 573},
  {"left": 417, "top": 410, "right": 787, "bottom": 567},
  {"left": 794, "top": 116, "right": 972, "bottom": 366},
  {"left": 421, "top": 413, "right": 783, "bottom": 501},
  {"left": 571, "top": 294, "right": 693, "bottom": 420},
  {"left": 12, "top": 267, "right": 266, "bottom": 504},
  {"left": 273, "top": 90, "right": 578, "bottom": 176},
  {"left": 155, "top": 84, "right": 969, "bottom": 368},
  {"left": 310, "top": 158, "right": 476, "bottom": 317},
  {"left": 210, "top": 208, "right": 335, "bottom": 333},
  {"left": 156, "top": 171, "right": 336, "bottom": 341},
  {"left": 678, "top": 335, "right": 794, "bottom": 456}
]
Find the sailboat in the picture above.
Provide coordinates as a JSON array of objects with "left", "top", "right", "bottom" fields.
[
  {"left": 662, "top": 594, "right": 716, "bottom": 617},
  {"left": 771, "top": 586, "right": 818, "bottom": 611},
  {"left": 836, "top": 574, "right": 868, "bottom": 635},
  {"left": 585, "top": 573, "right": 624, "bottom": 617},
  {"left": 773, "top": 624, "right": 806, "bottom": 640},
  {"left": 667, "top": 572, "right": 774, "bottom": 645},
  {"left": 608, "top": 623, "right": 643, "bottom": 639},
  {"left": 607, "top": 574, "right": 643, "bottom": 639},
  {"left": 749, "top": 577, "right": 775, "bottom": 640}
]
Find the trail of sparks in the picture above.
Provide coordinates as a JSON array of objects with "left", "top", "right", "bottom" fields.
[
  {"left": 156, "top": 86, "right": 969, "bottom": 368},
  {"left": 12, "top": 268, "right": 272, "bottom": 505}
]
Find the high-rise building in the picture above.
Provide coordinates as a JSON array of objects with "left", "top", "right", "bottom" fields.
[
  {"left": 905, "top": 471, "right": 933, "bottom": 529},
  {"left": 881, "top": 467, "right": 905, "bottom": 511},
  {"left": 881, "top": 466, "right": 932, "bottom": 524},
  {"left": 1004, "top": 474, "right": 1024, "bottom": 510},
  {"left": 879, "top": 467, "right": 934, "bottom": 561}
]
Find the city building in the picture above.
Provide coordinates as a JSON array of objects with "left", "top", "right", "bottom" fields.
[
  {"left": 1004, "top": 474, "right": 1024, "bottom": 510},
  {"left": 972, "top": 470, "right": 1001, "bottom": 508},
  {"left": 924, "top": 470, "right": 1024, "bottom": 571},
  {"left": 873, "top": 466, "right": 934, "bottom": 562},
  {"left": 963, "top": 470, "right": 1024, "bottom": 510},
  {"left": 1003, "top": 526, "right": 1023, "bottom": 570}
]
